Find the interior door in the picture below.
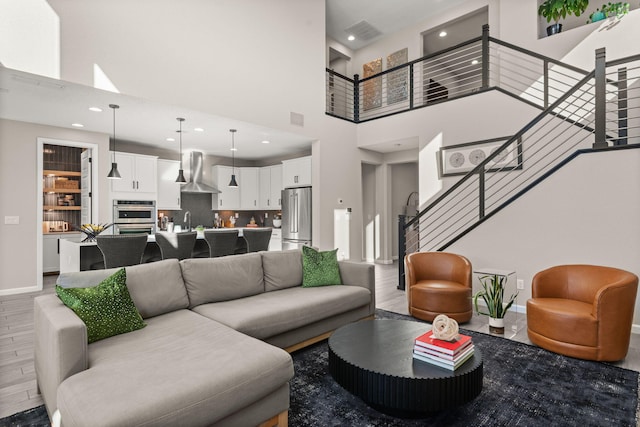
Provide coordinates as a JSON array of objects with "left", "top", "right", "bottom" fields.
[{"left": 81, "top": 149, "right": 92, "bottom": 224}]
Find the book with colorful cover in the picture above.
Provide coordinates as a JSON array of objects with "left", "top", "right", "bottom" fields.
[
  {"left": 414, "top": 330, "right": 472, "bottom": 355},
  {"left": 413, "top": 347, "right": 475, "bottom": 370},
  {"left": 413, "top": 342, "right": 475, "bottom": 364}
]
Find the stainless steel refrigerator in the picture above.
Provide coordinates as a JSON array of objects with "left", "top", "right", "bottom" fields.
[{"left": 281, "top": 186, "right": 312, "bottom": 250}]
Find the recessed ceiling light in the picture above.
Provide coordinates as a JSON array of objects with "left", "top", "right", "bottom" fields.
[
  {"left": 439, "top": 31, "right": 447, "bottom": 37},
  {"left": 471, "top": 59, "right": 479, "bottom": 65},
  {"left": 348, "top": 35, "right": 355, "bottom": 41},
  {"left": 89, "top": 107, "right": 102, "bottom": 112},
  {"left": 194, "top": 127, "right": 204, "bottom": 132},
  {"left": 71, "top": 123, "right": 84, "bottom": 127},
  {"left": 166, "top": 137, "right": 175, "bottom": 142},
  {"left": 261, "top": 140, "right": 270, "bottom": 144}
]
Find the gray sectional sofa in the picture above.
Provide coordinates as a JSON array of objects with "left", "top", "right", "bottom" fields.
[{"left": 34, "top": 249, "right": 375, "bottom": 427}]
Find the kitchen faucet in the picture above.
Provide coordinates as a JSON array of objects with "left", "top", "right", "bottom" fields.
[{"left": 184, "top": 211, "right": 191, "bottom": 232}]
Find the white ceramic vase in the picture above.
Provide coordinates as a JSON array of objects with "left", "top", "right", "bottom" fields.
[{"left": 489, "top": 317, "right": 505, "bottom": 334}]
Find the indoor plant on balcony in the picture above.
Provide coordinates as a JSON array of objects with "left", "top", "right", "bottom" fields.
[
  {"left": 538, "top": 0, "right": 589, "bottom": 36},
  {"left": 472, "top": 274, "right": 518, "bottom": 334},
  {"left": 588, "top": 2, "right": 630, "bottom": 23}
]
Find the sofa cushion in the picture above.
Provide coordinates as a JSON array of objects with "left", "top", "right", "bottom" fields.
[
  {"left": 57, "top": 309, "right": 293, "bottom": 427},
  {"left": 302, "top": 246, "right": 342, "bottom": 287},
  {"left": 180, "top": 253, "right": 265, "bottom": 308},
  {"left": 192, "top": 285, "right": 371, "bottom": 340},
  {"left": 56, "top": 259, "right": 190, "bottom": 319},
  {"left": 55, "top": 269, "right": 146, "bottom": 343},
  {"left": 262, "top": 249, "right": 303, "bottom": 291}
]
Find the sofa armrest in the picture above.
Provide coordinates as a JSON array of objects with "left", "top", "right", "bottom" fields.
[
  {"left": 338, "top": 261, "right": 375, "bottom": 316},
  {"left": 34, "top": 294, "right": 88, "bottom": 416}
]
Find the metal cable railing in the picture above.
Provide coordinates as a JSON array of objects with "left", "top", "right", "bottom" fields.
[
  {"left": 397, "top": 50, "right": 640, "bottom": 289},
  {"left": 326, "top": 25, "right": 589, "bottom": 122}
]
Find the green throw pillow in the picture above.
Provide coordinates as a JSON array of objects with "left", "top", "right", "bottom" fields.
[
  {"left": 56, "top": 268, "right": 146, "bottom": 344},
  {"left": 302, "top": 246, "right": 342, "bottom": 287}
]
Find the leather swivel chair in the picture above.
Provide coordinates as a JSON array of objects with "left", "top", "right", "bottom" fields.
[
  {"left": 527, "top": 265, "right": 638, "bottom": 361},
  {"left": 404, "top": 252, "right": 473, "bottom": 323}
]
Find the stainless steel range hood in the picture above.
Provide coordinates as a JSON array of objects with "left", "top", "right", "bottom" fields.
[{"left": 181, "top": 151, "right": 220, "bottom": 193}]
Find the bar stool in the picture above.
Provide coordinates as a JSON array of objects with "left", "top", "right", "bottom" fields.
[
  {"left": 95, "top": 234, "right": 148, "bottom": 269},
  {"left": 203, "top": 229, "right": 239, "bottom": 257},
  {"left": 242, "top": 228, "right": 272, "bottom": 252},
  {"left": 155, "top": 231, "right": 197, "bottom": 260}
]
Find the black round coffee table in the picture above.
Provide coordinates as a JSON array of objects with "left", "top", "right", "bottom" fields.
[{"left": 328, "top": 319, "right": 483, "bottom": 417}]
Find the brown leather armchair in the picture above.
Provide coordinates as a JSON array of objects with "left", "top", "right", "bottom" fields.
[
  {"left": 405, "top": 252, "right": 473, "bottom": 323},
  {"left": 527, "top": 265, "right": 638, "bottom": 361}
]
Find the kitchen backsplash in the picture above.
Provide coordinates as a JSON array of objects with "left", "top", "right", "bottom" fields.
[{"left": 158, "top": 192, "right": 281, "bottom": 229}]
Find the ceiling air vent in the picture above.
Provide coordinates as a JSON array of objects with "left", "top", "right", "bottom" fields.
[{"left": 344, "top": 20, "right": 382, "bottom": 41}]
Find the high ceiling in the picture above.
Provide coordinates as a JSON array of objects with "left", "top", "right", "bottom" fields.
[
  {"left": 1, "top": 1, "right": 470, "bottom": 158},
  {"left": 326, "top": 0, "right": 468, "bottom": 50}
]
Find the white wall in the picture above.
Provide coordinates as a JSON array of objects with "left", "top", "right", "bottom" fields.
[
  {"left": 448, "top": 148, "right": 640, "bottom": 324},
  {"left": 47, "top": 0, "right": 327, "bottom": 138},
  {"left": 0, "top": 119, "right": 110, "bottom": 293}
]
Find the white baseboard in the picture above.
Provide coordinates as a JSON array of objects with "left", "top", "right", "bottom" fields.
[
  {"left": 0, "top": 285, "right": 42, "bottom": 296},
  {"left": 375, "top": 259, "right": 394, "bottom": 265}
]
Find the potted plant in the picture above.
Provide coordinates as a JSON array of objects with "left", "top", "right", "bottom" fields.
[
  {"left": 588, "top": 2, "right": 630, "bottom": 23},
  {"left": 472, "top": 274, "right": 518, "bottom": 334},
  {"left": 538, "top": 0, "right": 589, "bottom": 36}
]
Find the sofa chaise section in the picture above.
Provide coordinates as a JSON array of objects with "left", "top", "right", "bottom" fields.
[{"left": 57, "top": 309, "right": 293, "bottom": 427}]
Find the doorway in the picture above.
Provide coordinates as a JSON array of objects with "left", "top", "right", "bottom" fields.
[{"left": 37, "top": 138, "right": 99, "bottom": 287}]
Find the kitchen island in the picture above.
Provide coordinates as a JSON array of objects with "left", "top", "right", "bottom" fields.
[{"left": 58, "top": 228, "right": 281, "bottom": 273}]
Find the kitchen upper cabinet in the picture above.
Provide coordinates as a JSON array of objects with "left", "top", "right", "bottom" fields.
[
  {"left": 157, "top": 159, "right": 181, "bottom": 210},
  {"left": 282, "top": 156, "right": 311, "bottom": 188},
  {"left": 259, "top": 165, "right": 283, "bottom": 210},
  {"left": 110, "top": 153, "right": 157, "bottom": 195},
  {"left": 240, "top": 168, "right": 259, "bottom": 209},
  {"left": 212, "top": 165, "right": 240, "bottom": 210}
]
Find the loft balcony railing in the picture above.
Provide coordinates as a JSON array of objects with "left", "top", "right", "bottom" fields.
[
  {"left": 396, "top": 48, "right": 640, "bottom": 289},
  {"left": 326, "top": 25, "right": 589, "bottom": 123}
]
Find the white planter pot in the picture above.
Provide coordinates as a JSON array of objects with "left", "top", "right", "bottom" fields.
[{"left": 489, "top": 317, "right": 505, "bottom": 334}]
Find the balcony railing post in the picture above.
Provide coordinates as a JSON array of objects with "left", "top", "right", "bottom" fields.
[
  {"left": 353, "top": 74, "right": 360, "bottom": 123},
  {"left": 617, "top": 67, "right": 628, "bottom": 146},
  {"left": 481, "top": 24, "right": 490, "bottom": 89},
  {"left": 398, "top": 215, "right": 406, "bottom": 290},
  {"left": 409, "top": 63, "right": 414, "bottom": 110},
  {"left": 594, "top": 48, "right": 608, "bottom": 148},
  {"left": 543, "top": 59, "right": 549, "bottom": 108},
  {"left": 478, "top": 168, "right": 485, "bottom": 219}
]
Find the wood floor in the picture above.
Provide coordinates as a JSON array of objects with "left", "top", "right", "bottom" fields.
[{"left": 2, "top": 263, "right": 640, "bottom": 419}]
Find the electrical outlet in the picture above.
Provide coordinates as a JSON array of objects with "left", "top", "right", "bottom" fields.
[{"left": 517, "top": 279, "right": 524, "bottom": 290}]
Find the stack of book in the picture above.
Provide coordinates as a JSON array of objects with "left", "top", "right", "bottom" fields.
[{"left": 413, "top": 330, "right": 474, "bottom": 371}]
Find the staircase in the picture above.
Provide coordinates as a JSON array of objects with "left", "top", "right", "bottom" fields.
[{"left": 325, "top": 25, "right": 640, "bottom": 290}]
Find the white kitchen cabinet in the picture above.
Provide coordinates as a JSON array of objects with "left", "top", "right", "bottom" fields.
[
  {"left": 282, "top": 156, "right": 311, "bottom": 188},
  {"left": 157, "top": 159, "right": 182, "bottom": 210},
  {"left": 43, "top": 232, "right": 82, "bottom": 273},
  {"left": 212, "top": 165, "right": 240, "bottom": 210},
  {"left": 258, "top": 165, "right": 283, "bottom": 210},
  {"left": 268, "top": 228, "right": 282, "bottom": 251},
  {"left": 110, "top": 153, "right": 157, "bottom": 195},
  {"left": 240, "top": 167, "right": 259, "bottom": 209}
]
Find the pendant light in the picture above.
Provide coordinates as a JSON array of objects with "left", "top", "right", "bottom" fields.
[
  {"left": 107, "top": 104, "right": 122, "bottom": 179},
  {"left": 228, "top": 129, "right": 239, "bottom": 187},
  {"left": 175, "top": 117, "right": 187, "bottom": 183}
]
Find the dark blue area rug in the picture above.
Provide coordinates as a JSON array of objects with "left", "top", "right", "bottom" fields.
[{"left": 2, "top": 309, "right": 638, "bottom": 427}]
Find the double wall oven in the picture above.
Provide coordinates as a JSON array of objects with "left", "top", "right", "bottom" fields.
[{"left": 112, "top": 200, "right": 156, "bottom": 235}]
